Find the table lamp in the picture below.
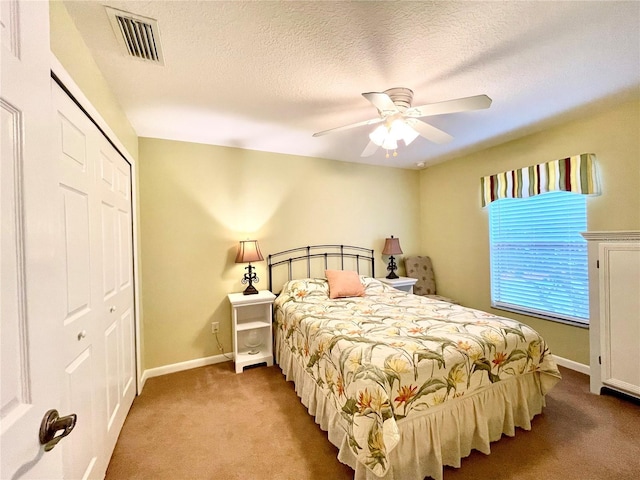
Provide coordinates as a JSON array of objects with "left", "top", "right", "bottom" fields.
[
  {"left": 382, "top": 235, "right": 403, "bottom": 279},
  {"left": 235, "top": 239, "right": 264, "bottom": 295}
]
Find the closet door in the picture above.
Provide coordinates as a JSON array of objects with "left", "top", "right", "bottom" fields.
[
  {"left": 95, "top": 122, "right": 136, "bottom": 459},
  {"left": 53, "top": 81, "right": 136, "bottom": 479}
]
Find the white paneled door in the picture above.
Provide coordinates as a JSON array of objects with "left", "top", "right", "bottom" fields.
[
  {"left": 53, "top": 81, "right": 136, "bottom": 479},
  {"left": 1, "top": 1, "right": 136, "bottom": 478},
  {"left": 1, "top": 0, "right": 64, "bottom": 478}
]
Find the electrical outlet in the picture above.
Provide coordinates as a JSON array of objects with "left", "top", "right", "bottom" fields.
[{"left": 211, "top": 322, "right": 219, "bottom": 334}]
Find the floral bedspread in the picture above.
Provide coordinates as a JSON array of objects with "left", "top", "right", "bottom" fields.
[{"left": 274, "top": 277, "right": 561, "bottom": 477}]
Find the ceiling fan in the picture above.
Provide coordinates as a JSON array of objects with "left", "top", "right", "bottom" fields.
[{"left": 312, "top": 87, "right": 492, "bottom": 157}]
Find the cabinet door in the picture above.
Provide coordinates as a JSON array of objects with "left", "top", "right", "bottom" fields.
[{"left": 599, "top": 243, "right": 640, "bottom": 397}]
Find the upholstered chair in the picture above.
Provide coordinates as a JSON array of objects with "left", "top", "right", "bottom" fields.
[{"left": 403, "top": 256, "right": 457, "bottom": 304}]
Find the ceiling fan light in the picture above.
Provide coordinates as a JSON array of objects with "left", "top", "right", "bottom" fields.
[
  {"left": 381, "top": 136, "right": 397, "bottom": 150},
  {"left": 369, "top": 125, "right": 388, "bottom": 146},
  {"left": 390, "top": 119, "right": 419, "bottom": 146},
  {"left": 401, "top": 125, "right": 419, "bottom": 145},
  {"left": 388, "top": 119, "right": 404, "bottom": 140},
  {"left": 401, "top": 129, "right": 419, "bottom": 146}
]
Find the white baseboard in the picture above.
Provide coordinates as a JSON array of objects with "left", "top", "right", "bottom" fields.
[
  {"left": 140, "top": 354, "right": 232, "bottom": 391},
  {"left": 552, "top": 354, "right": 590, "bottom": 375}
]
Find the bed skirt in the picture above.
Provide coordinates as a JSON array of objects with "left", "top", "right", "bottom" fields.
[{"left": 275, "top": 333, "right": 557, "bottom": 480}]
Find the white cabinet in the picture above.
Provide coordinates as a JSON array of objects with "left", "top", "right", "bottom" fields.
[
  {"left": 377, "top": 276, "right": 418, "bottom": 293},
  {"left": 582, "top": 231, "right": 640, "bottom": 398},
  {"left": 228, "top": 290, "right": 276, "bottom": 373}
]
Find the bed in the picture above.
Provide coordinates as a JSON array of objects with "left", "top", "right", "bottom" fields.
[{"left": 268, "top": 245, "right": 561, "bottom": 480}]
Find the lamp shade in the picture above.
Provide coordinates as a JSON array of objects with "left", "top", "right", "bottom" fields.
[
  {"left": 235, "top": 240, "right": 264, "bottom": 263},
  {"left": 382, "top": 236, "right": 403, "bottom": 255}
]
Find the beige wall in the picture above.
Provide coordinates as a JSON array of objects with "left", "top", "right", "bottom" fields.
[
  {"left": 418, "top": 98, "right": 640, "bottom": 365},
  {"left": 138, "top": 138, "right": 421, "bottom": 369}
]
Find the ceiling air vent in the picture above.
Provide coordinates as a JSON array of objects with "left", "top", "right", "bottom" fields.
[{"left": 105, "top": 6, "right": 165, "bottom": 65}]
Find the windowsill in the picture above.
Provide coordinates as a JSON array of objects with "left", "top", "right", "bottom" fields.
[{"left": 491, "top": 303, "right": 589, "bottom": 329}]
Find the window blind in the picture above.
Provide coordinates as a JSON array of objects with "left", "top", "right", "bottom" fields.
[{"left": 489, "top": 191, "right": 589, "bottom": 324}]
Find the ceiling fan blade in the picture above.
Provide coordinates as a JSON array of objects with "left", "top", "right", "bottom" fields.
[
  {"left": 362, "top": 92, "right": 399, "bottom": 116},
  {"left": 404, "top": 94, "right": 492, "bottom": 118},
  {"left": 312, "top": 117, "right": 383, "bottom": 137},
  {"left": 360, "top": 140, "right": 379, "bottom": 157},
  {"left": 408, "top": 119, "right": 454, "bottom": 144}
]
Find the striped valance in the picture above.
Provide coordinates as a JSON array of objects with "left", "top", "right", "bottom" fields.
[{"left": 481, "top": 153, "right": 599, "bottom": 207}]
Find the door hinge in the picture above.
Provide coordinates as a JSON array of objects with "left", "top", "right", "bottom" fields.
[
  {"left": 596, "top": 260, "right": 599, "bottom": 268},
  {"left": 598, "top": 355, "right": 601, "bottom": 365}
]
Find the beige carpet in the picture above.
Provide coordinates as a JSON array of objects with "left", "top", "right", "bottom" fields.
[{"left": 105, "top": 363, "right": 640, "bottom": 480}]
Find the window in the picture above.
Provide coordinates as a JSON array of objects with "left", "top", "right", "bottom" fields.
[{"left": 488, "top": 191, "right": 589, "bottom": 325}]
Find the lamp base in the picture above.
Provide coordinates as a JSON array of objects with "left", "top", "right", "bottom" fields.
[
  {"left": 241, "top": 263, "right": 260, "bottom": 295},
  {"left": 243, "top": 284, "right": 259, "bottom": 295},
  {"left": 385, "top": 255, "right": 399, "bottom": 280}
]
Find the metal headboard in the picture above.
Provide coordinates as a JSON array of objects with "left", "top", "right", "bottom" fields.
[{"left": 268, "top": 244, "right": 375, "bottom": 292}]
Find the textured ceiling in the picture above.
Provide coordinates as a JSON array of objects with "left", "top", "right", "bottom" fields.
[{"left": 64, "top": 0, "right": 640, "bottom": 169}]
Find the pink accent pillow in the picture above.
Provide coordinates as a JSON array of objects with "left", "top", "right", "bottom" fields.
[{"left": 325, "top": 270, "right": 365, "bottom": 299}]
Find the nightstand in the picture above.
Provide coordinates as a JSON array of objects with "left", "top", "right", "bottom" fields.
[
  {"left": 227, "top": 290, "right": 276, "bottom": 373},
  {"left": 377, "top": 276, "right": 418, "bottom": 293}
]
